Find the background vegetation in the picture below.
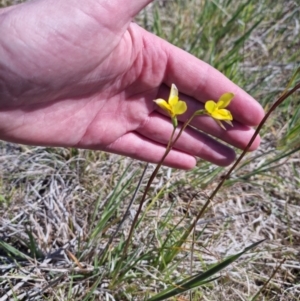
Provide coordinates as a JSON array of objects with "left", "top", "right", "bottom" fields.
[{"left": 0, "top": 0, "right": 299, "bottom": 300}]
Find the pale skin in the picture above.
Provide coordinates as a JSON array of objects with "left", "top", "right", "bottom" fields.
[{"left": 0, "top": 0, "right": 264, "bottom": 169}]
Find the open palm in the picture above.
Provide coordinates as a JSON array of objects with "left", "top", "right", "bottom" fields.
[{"left": 0, "top": 0, "right": 264, "bottom": 169}]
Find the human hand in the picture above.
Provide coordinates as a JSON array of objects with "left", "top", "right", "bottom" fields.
[{"left": 0, "top": 0, "right": 264, "bottom": 169}]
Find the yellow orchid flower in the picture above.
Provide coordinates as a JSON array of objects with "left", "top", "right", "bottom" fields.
[
  {"left": 204, "top": 92, "right": 234, "bottom": 130},
  {"left": 154, "top": 84, "right": 187, "bottom": 127}
]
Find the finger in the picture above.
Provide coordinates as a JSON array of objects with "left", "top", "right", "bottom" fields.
[
  {"left": 154, "top": 85, "right": 261, "bottom": 151},
  {"left": 151, "top": 31, "right": 265, "bottom": 126},
  {"left": 136, "top": 112, "right": 236, "bottom": 166},
  {"left": 103, "top": 132, "right": 197, "bottom": 170}
]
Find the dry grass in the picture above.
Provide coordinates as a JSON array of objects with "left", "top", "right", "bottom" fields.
[{"left": 1, "top": 0, "right": 300, "bottom": 300}]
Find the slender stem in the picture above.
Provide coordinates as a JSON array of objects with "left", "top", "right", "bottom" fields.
[
  {"left": 123, "top": 128, "right": 176, "bottom": 255},
  {"left": 251, "top": 258, "right": 286, "bottom": 301},
  {"left": 186, "top": 81, "right": 300, "bottom": 237},
  {"left": 208, "top": 81, "right": 300, "bottom": 203},
  {"left": 113, "top": 150, "right": 174, "bottom": 281},
  {"left": 123, "top": 112, "right": 197, "bottom": 256}
]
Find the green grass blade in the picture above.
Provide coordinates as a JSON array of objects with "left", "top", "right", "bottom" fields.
[
  {"left": 146, "top": 240, "right": 265, "bottom": 301},
  {"left": 24, "top": 228, "right": 44, "bottom": 259},
  {"left": 215, "top": 0, "right": 252, "bottom": 41},
  {"left": 90, "top": 163, "right": 136, "bottom": 239},
  {"left": 0, "top": 240, "right": 32, "bottom": 261}
]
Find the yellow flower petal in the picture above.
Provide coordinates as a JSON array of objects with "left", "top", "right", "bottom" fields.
[
  {"left": 173, "top": 100, "right": 187, "bottom": 115},
  {"left": 169, "top": 84, "right": 178, "bottom": 100},
  {"left": 211, "top": 109, "right": 233, "bottom": 120},
  {"left": 169, "top": 95, "right": 179, "bottom": 107},
  {"left": 217, "top": 93, "right": 234, "bottom": 109},
  {"left": 204, "top": 100, "right": 217, "bottom": 114},
  {"left": 169, "top": 84, "right": 179, "bottom": 107},
  {"left": 154, "top": 98, "right": 173, "bottom": 116}
]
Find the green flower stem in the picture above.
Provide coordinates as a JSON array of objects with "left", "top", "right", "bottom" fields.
[
  {"left": 122, "top": 128, "right": 176, "bottom": 257},
  {"left": 123, "top": 112, "right": 198, "bottom": 258},
  {"left": 180, "top": 80, "right": 300, "bottom": 244},
  {"left": 114, "top": 120, "right": 186, "bottom": 282},
  {"left": 172, "top": 117, "right": 178, "bottom": 128}
]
